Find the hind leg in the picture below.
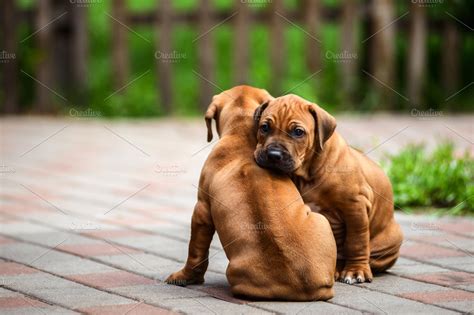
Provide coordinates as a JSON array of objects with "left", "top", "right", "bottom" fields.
[
  {"left": 369, "top": 220, "right": 403, "bottom": 273},
  {"left": 166, "top": 201, "right": 215, "bottom": 286}
]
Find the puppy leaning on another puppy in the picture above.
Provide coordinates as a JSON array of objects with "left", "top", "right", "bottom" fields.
[
  {"left": 166, "top": 86, "right": 337, "bottom": 301},
  {"left": 254, "top": 94, "right": 403, "bottom": 284}
]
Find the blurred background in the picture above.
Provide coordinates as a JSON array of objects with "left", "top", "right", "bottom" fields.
[
  {"left": 1, "top": 0, "right": 473, "bottom": 116},
  {"left": 1, "top": 0, "right": 473, "bottom": 213}
]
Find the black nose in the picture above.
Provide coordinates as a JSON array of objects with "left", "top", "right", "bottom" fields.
[{"left": 267, "top": 149, "right": 283, "bottom": 162}]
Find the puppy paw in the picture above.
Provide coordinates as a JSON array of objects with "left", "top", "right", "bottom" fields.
[
  {"left": 339, "top": 263, "right": 372, "bottom": 284},
  {"left": 334, "top": 260, "right": 345, "bottom": 281},
  {"left": 165, "top": 269, "right": 204, "bottom": 287}
]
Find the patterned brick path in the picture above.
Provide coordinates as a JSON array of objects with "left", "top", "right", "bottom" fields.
[{"left": 1, "top": 116, "right": 473, "bottom": 314}]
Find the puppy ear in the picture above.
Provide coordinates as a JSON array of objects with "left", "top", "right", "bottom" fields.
[
  {"left": 308, "top": 104, "right": 336, "bottom": 151},
  {"left": 205, "top": 102, "right": 218, "bottom": 142},
  {"left": 253, "top": 101, "right": 269, "bottom": 132}
]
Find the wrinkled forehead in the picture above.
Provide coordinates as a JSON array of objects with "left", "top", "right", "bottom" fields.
[{"left": 262, "top": 97, "right": 313, "bottom": 126}]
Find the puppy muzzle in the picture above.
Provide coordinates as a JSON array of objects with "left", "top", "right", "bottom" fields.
[{"left": 256, "top": 144, "right": 295, "bottom": 173}]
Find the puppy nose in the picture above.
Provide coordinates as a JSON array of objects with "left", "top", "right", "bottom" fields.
[{"left": 267, "top": 149, "right": 283, "bottom": 162}]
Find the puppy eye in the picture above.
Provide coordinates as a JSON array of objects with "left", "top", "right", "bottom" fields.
[
  {"left": 260, "top": 123, "right": 270, "bottom": 133},
  {"left": 292, "top": 127, "right": 305, "bottom": 137}
]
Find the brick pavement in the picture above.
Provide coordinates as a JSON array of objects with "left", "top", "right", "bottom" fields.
[{"left": 0, "top": 116, "right": 473, "bottom": 314}]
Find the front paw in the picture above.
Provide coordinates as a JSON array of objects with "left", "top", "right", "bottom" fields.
[
  {"left": 165, "top": 269, "right": 204, "bottom": 287},
  {"left": 334, "top": 260, "right": 345, "bottom": 281},
  {"left": 339, "top": 263, "right": 372, "bottom": 284}
]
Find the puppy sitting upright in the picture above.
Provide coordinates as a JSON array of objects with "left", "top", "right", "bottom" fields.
[
  {"left": 254, "top": 94, "right": 403, "bottom": 284},
  {"left": 166, "top": 86, "right": 336, "bottom": 301}
]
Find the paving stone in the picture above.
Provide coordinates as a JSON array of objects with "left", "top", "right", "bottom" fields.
[
  {"left": 400, "top": 289, "right": 473, "bottom": 303},
  {"left": 58, "top": 242, "right": 141, "bottom": 257},
  {"left": 13, "top": 210, "right": 116, "bottom": 232},
  {"left": 197, "top": 270, "right": 228, "bottom": 287},
  {"left": 401, "top": 243, "right": 465, "bottom": 260},
  {"left": 66, "top": 270, "right": 155, "bottom": 289},
  {"left": 158, "top": 295, "right": 272, "bottom": 314},
  {"left": 409, "top": 271, "right": 474, "bottom": 287},
  {"left": 109, "top": 233, "right": 227, "bottom": 272},
  {"left": 393, "top": 257, "right": 419, "bottom": 265},
  {"left": 0, "top": 243, "right": 115, "bottom": 276},
  {"left": 0, "top": 218, "right": 19, "bottom": 227},
  {"left": 0, "top": 296, "right": 47, "bottom": 308},
  {"left": 331, "top": 282, "right": 458, "bottom": 314},
  {"left": 194, "top": 285, "right": 248, "bottom": 304},
  {"left": 0, "top": 287, "right": 78, "bottom": 315},
  {"left": 0, "top": 306, "right": 78, "bottom": 315},
  {"left": 152, "top": 224, "right": 190, "bottom": 239},
  {"left": 439, "top": 300, "right": 474, "bottom": 313},
  {"left": 0, "top": 288, "right": 17, "bottom": 297},
  {"left": 3, "top": 273, "right": 134, "bottom": 309},
  {"left": 389, "top": 261, "right": 450, "bottom": 276},
  {"left": 430, "top": 256, "right": 474, "bottom": 273},
  {"left": 80, "top": 228, "right": 150, "bottom": 239},
  {"left": 9, "top": 231, "right": 97, "bottom": 247},
  {"left": 359, "top": 273, "right": 450, "bottom": 295},
  {"left": 453, "top": 283, "right": 474, "bottom": 292},
  {"left": 95, "top": 252, "right": 184, "bottom": 280},
  {"left": 0, "top": 221, "right": 53, "bottom": 235},
  {"left": 400, "top": 290, "right": 474, "bottom": 313},
  {"left": 78, "top": 303, "right": 174, "bottom": 315},
  {"left": 439, "top": 221, "right": 474, "bottom": 238},
  {"left": 0, "top": 223, "right": 100, "bottom": 248},
  {"left": 1, "top": 243, "right": 64, "bottom": 266},
  {"left": 110, "top": 235, "right": 190, "bottom": 259},
  {"left": 0, "top": 239, "right": 191, "bottom": 312},
  {"left": 28, "top": 251, "right": 117, "bottom": 275},
  {"left": 207, "top": 252, "right": 230, "bottom": 274},
  {"left": 249, "top": 301, "right": 361, "bottom": 314},
  {"left": 0, "top": 236, "right": 16, "bottom": 245},
  {"left": 113, "top": 283, "right": 208, "bottom": 301},
  {"left": 0, "top": 261, "right": 38, "bottom": 276},
  {"left": 401, "top": 224, "right": 445, "bottom": 239},
  {"left": 450, "top": 263, "right": 474, "bottom": 273},
  {"left": 409, "top": 234, "right": 474, "bottom": 253}
]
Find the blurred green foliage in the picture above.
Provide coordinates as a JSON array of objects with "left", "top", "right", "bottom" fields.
[
  {"left": 383, "top": 143, "right": 474, "bottom": 215},
  {"left": 15, "top": 0, "right": 474, "bottom": 116}
]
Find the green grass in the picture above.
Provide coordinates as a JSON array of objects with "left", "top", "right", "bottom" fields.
[{"left": 383, "top": 142, "right": 474, "bottom": 215}]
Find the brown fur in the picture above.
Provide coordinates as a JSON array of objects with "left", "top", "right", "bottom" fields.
[
  {"left": 254, "top": 94, "right": 403, "bottom": 284},
  {"left": 166, "top": 86, "right": 337, "bottom": 300}
]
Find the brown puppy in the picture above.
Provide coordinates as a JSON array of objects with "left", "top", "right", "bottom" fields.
[
  {"left": 254, "top": 94, "right": 403, "bottom": 284},
  {"left": 166, "top": 86, "right": 336, "bottom": 301}
]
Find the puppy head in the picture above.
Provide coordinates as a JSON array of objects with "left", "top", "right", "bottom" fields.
[
  {"left": 205, "top": 86, "right": 273, "bottom": 142},
  {"left": 253, "top": 94, "right": 336, "bottom": 173}
]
